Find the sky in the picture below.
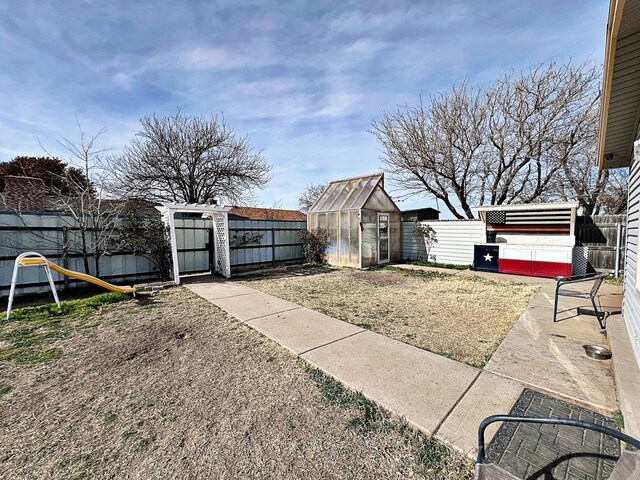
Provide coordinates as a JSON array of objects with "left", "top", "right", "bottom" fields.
[{"left": 0, "top": 0, "right": 609, "bottom": 214}]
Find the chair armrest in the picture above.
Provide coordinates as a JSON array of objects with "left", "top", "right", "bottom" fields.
[
  {"left": 556, "top": 272, "right": 609, "bottom": 286},
  {"left": 476, "top": 415, "right": 640, "bottom": 465}
]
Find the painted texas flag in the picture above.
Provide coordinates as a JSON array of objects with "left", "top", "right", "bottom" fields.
[{"left": 499, "top": 245, "right": 573, "bottom": 277}]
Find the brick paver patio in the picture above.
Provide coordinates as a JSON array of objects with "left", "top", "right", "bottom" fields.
[{"left": 486, "top": 389, "right": 620, "bottom": 479}]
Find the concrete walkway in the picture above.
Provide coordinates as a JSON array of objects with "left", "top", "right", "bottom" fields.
[
  {"left": 485, "top": 281, "right": 618, "bottom": 413},
  {"left": 394, "top": 264, "right": 620, "bottom": 413},
  {"left": 184, "top": 268, "right": 622, "bottom": 456}
]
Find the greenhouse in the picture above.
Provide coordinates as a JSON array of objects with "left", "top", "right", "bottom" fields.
[{"left": 307, "top": 173, "right": 401, "bottom": 268}]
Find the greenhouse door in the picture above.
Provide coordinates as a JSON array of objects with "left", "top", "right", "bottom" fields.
[{"left": 377, "top": 213, "right": 390, "bottom": 264}]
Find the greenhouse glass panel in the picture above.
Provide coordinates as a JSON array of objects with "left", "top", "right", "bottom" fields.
[{"left": 310, "top": 174, "right": 383, "bottom": 212}]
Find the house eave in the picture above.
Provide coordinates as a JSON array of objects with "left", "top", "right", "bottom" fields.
[{"left": 598, "top": 0, "right": 640, "bottom": 170}]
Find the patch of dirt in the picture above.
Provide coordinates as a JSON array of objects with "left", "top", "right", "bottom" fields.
[
  {"left": 344, "top": 269, "right": 409, "bottom": 286},
  {"left": 239, "top": 268, "right": 539, "bottom": 367},
  {"left": 0, "top": 288, "right": 471, "bottom": 479}
]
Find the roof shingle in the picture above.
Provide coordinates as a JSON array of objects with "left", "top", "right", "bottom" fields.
[{"left": 228, "top": 206, "right": 306, "bottom": 221}]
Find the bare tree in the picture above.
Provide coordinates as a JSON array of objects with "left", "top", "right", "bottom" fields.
[
  {"left": 0, "top": 128, "right": 121, "bottom": 277},
  {"left": 371, "top": 62, "right": 601, "bottom": 218},
  {"left": 48, "top": 125, "right": 122, "bottom": 276},
  {"left": 298, "top": 183, "right": 328, "bottom": 212},
  {"left": 116, "top": 199, "right": 173, "bottom": 281},
  {"left": 371, "top": 85, "right": 485, "bottom": 219},
  {"left": 552, "top": 142, "right": 609, "bottom": 215},
  {"left": 111, "top": 110, "right": 271, "bottom": 205},
  {"left": 599, "top": 168, "right": 628, "bottom": 214},
  {"left": 483, "top": 63, "right": 600, "bottom": 206}
]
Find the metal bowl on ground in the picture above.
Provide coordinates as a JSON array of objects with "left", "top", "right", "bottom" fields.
[{"left": 583, "top": 344, "right": 612, "bottom": 360}]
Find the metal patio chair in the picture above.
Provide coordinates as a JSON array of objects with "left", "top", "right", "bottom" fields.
[
  {"left": 474, "top": 415, "right": 640, "bottom": 480},
  {"left": 553, "top": 272, "right": 609, "bottom": 328}
]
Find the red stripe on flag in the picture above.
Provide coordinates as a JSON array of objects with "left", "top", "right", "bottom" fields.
[
  {"left": 487, "top": 224, "right": 570, "bottom": 233},
  {"left": 498, "top": 258, "right": 571, "bottom": 277}
]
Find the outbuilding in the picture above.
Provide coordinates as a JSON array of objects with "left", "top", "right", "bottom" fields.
[
  {"left": 400, "top": 207, "right": 440, "bottom": 222},
  {"left": 473, "top": 202, "right": 585, "bottom": 277},
  {"left": 307, "top": 173, "right": 401, "bottom": 268}
]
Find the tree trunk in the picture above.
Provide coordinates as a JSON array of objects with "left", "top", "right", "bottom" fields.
[
  {"left": 80, "top": 229, "right": 91, "bottom": 275},
  {"left": 94, "top": 252, "right": 100, "bottom": 278}
]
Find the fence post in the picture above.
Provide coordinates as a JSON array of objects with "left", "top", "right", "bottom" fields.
[
  {"left": 208, "top": 223, "right": 214, "bottom": 273},
  {"left": 62, "top": 227, "right": 69, "bottom": 290},
  {"left": 615, "top": 222, "right": 622, "bottom": 278},
  {"left": 271, "top": 227, "right": 276, "bottom": 265}
]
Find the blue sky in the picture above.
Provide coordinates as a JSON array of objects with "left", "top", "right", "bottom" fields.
[{"left": 0, "top": 0, "right": 608, "bottom": 213}]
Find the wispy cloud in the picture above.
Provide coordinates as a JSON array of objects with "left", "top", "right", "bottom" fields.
[{"left": 0, "top": 0, "right": 609, "bottom": 212}]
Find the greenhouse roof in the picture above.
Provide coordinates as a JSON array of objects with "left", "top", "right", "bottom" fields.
[{"left": 309, "top": 173, "right": 384, "bottom": 213}]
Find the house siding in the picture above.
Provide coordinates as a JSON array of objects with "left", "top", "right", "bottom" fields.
[{"left": 623, "top": 140, "right": 640, "bottom": 367}]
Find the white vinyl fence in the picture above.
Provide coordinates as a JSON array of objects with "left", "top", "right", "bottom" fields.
[{"left": 401, "top": 220, "right": 484, "bottom": 265}]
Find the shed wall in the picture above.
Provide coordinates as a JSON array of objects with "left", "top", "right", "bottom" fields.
[
  {"left": 402, "top": 220, "right": 484, "bottom": 265},
  {"left": 307, "top": 210, "right": 360, "bottom": 268},
  {"left": 361, "top": 210, "right": 377, "bottom": 267},
  {"left": 362, "top": 186, "right": 400, "bottom": 213},
  {"left": 624, "top": 142, "right": 640, "bottom": 368}
]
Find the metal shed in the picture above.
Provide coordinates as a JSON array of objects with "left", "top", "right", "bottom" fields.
[{"left": 307, "top": 173, "right": 401, "bottom": 268}]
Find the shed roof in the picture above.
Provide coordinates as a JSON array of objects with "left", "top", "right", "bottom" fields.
[
  {"left": 309, "top": 173, "right": 384, "bottom": 213},
  {"left": 401, "top": 207, "right": 440, "bottom": 214}
]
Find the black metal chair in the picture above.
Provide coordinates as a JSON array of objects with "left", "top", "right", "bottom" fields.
[
  {"left": 553, "top": 272, "right": 609, "bottom": 328},
  {"left": 475, "top": 415, "right": 640, "bottom": 480}
]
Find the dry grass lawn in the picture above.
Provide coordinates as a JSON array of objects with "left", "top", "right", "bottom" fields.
[
  {"left": 239, "top": 266, "right": 539, "bottom": 367},
  {"left": 0, "top": 288, "right": 473, "bottom": 479}
]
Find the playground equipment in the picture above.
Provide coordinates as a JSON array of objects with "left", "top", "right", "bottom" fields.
[{"left": 5, "top": 252, "right": 136, "bottom": 321}]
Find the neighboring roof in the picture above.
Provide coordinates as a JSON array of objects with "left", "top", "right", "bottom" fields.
[
  {"left": 228, "top": 206, "right": 306, "bottom": 221},
  {"left": 474, "top": 202, "right": 579, "bottom": 212},
  {"left": 401, "top": 207, "right": 440, "bottom": 214},
  {"left": 309, "top": 173, "right": 385, "bottom": 213},
  {"left": 598, "top": 0, "right": 640, "bottom": 169},
  {"left": 103, "top": 198, "right": 158, "bottom": 214}
]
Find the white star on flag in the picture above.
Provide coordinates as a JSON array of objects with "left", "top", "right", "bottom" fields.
[{"left": 484, "top": 253, "right": 493, "bottom": 262}]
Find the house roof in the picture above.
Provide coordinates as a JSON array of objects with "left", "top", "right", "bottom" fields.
[
  {"left": 309, "top": 173, "right": 386, "bottom": 213},
  {"left": 228, "top": 206, "right": 306, "bottom": 221},
  {"left": 598, "top": 0, "right": 640, "bottom": 169}
]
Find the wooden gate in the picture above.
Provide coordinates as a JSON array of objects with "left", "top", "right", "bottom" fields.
[{"left": 575, "top": 215, "right": 626, "bottom": 272}]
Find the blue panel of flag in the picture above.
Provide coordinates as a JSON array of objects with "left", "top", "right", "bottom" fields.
[{"left": 473, "top": 245, "right": 499, "bottom": 272}]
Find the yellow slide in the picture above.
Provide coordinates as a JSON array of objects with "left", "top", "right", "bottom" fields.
[{"left": 19, "top": 257, "right": 136, "bottom": 294}]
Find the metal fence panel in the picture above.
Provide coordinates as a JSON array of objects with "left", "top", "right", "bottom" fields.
[
  {"left": 229, "top": 219, "right": 306, "bottom": 270},
  {"left": 1, "top": 212, "right": 307, "bottom": 295},
  {"left": 0, "top": 212, "right": 211, "bottom": 295}
]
